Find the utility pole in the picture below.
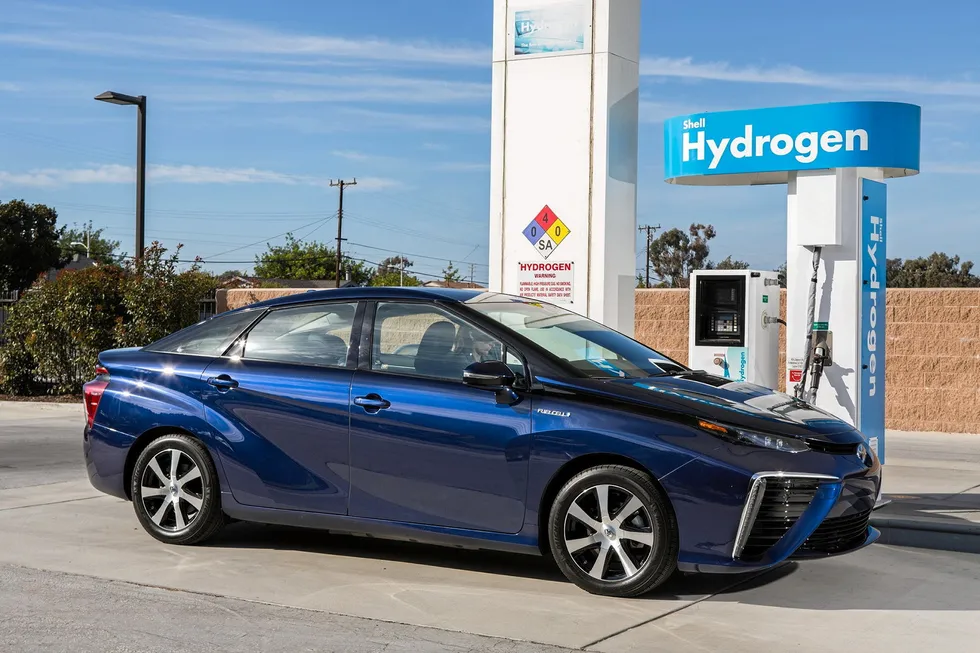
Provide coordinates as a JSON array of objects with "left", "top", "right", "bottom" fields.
[
  {"left": 638, "top": 224, "right": 661, "bottom": 287},
  {"left": 330, "top": 178, "right": 356, "bottom": 286},
  {"left": 399, "top": 257, "right": 405, "bottom": 287},
  {"left": 469, "top": 262, "right": 476, "bottom": 285}
]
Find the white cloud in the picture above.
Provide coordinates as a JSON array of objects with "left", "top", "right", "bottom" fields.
[
  {"left": 348, "top": 177, "right": 407, "bottom": 191},
  {"left": 432, "top": 162, "right": 490, "bottom": 172},
  {"left": 640, "top": 56, "right": 980, "bottom": 98},
  {"left": 331, "top": 150, "right": 373, "bottom": 161},
  {"left": 0, "top": 8, "right": 488, "bottom": 67},
  {"left": 151, "top": 165, "right": 299, "bottom": 185},
  {"left": 340, "top": 108, "right": 488, "bottom": 132},
  {"left": 0, "top": 82, "right": 20, "bottom": 92},
  {"left": 925, "top": 162, "right": 980, "bottom": 175},
  {"left": 0, "top": 163, "right": 403, "bottom": 190},
  {"left": 639, "top": 100, "right": 716, "bottom": 123}
]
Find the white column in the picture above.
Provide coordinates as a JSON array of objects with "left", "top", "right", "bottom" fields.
[{"left": 490, "top": 0, "right": 640, "bottom": 334}]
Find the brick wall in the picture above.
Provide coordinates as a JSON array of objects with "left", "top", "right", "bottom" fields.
[
  {"left": 221, "top": 287, "right": 980, "bottom": 434},
  {"left": 636, "top": 288, "right": 980, "bottom": 434}
]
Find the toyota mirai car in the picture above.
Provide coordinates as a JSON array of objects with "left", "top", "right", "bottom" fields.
[{"left": 83, "top": 287, "right": 880, "bottom": 597}]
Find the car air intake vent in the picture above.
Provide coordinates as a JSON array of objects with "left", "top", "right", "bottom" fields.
[
  {"left": 796, "top": 509, "right": 872, "bottom": 555},
  {"left": 804, "top": 439, "right": 860, "bottom": 456},
  {"left": 739, "top": 478, "right": 820, "bottom": 560}
]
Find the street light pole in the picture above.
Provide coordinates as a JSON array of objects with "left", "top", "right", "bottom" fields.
[
  {"left": 95, "top": 91, "right": 147, "bottom": 262},
  {"left": 136, "top": 97, "right": 146, "bottom": 263}
]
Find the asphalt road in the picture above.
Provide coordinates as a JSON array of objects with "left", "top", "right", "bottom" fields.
[{"left": 2, "top": 401, "right": 979, "bottom": 653}]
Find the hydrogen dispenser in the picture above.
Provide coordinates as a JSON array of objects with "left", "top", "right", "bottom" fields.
[{"left": 688, "top": 269, "right": 781, "bottom": 388}]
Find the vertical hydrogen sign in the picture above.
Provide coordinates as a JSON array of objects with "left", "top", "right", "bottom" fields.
[{"left": 861, "top": 179, "right": 887, "bottom": 463}]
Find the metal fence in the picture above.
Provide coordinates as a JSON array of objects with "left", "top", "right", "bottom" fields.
[
  {"left": 198, "top": 288, "right": 217, "bottom": 321},
  {"left": 0, "top": 290, "right": 18, "bottom": 343}
]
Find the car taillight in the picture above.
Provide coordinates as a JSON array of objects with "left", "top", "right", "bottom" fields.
[{"left": 83, "top": 366, "right": 110, "bottom": 429}]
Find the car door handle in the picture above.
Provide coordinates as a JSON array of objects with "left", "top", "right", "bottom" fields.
[
  {"left": 207, "top": 375, "right": 239, "bottom": 391},
  {"left": 354, "top": 394, "right": 390, "bottom": 412}
]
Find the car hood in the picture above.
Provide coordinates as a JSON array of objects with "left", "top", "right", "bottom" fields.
[{"left": 546, "top": 370, "right": 862, "bottom": 441}]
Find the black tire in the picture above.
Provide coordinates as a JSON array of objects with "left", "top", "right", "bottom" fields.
[
  {"left": 548, "top": 465, "right": 677, "bottom": 597},
  {"left": 131, "top": 434, "right": 225, "bottom": 545}
]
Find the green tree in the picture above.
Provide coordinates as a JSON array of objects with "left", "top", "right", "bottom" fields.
[
  {"left": 775, "top": 262, "right": 787, "bottom": 288},
  {"left": 253, "top": 234, "right": 371, "bottom": 285},
  {"left": 647, "top": 223, "right": 716, "bottom": 288},
  {"left": 58, "top": 221, "right": 121, "bottom": 265},
  {"left": 708, "top": 255, "right": 751, "bottom": 270},
  {"left": 442, "top": 261, "right": 463, "bottom": 283},
  {"left": 370, "top": 256, "right": 421, "bottom": 287},
  {"left": 886, "top": 253, "right": 980, "bottom": 288},
  {"left": 0, "top": 200, "right": 63, "bottom": 291},
  {"left": 114, "top": 242, "right": 217, "bottom": 348},
  {"left": 217, "top": 269, "right": 248, "bottom": 282}
]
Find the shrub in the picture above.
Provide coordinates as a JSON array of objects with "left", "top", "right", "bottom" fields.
[
  {"left": 114, "top": 243, "right": 216, "bottom": 348},
  {"left": 0, "top": 242, "right": 216, "bottom": 395},
  {"left": 0, "top": 265, "right": 125, "bottom": 394}
]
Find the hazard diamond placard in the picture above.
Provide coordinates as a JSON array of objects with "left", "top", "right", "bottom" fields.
[{"left": 522, "top": 205, "right": 570, "bottom": 259}]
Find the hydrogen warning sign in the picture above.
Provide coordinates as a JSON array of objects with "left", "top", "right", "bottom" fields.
[{"left": 518, "top": 261, "right": 573, "bottom": 303}]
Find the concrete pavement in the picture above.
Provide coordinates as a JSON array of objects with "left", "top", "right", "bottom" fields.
[
  {"left": 870, "top": 430, "right": 980, "bottom": 553},
  {"left": 2, "top": 400, "right": 979, "bottom": 651}
]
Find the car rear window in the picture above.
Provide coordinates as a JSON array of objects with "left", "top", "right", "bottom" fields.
[{"left": 143, "top": 309, "right": 262, "bottom": 356}]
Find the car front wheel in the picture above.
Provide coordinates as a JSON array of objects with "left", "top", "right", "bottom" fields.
[
  {"left": 548, "top": 465, "right": 677, "bottom": 597},
  {"left": 131, "top": 434, "right": 225, "bottom": 545}
]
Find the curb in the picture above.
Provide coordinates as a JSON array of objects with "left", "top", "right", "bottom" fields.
[{"left": 870, "top": 514, "right": 980, "bottom": 555}]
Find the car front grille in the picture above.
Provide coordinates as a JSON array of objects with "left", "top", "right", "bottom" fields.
[
  {"left": 738, "top": 477, "right": 821, "bottom": 561},
  {"left": 796, "top": 509, "right": 872, "bottom": 555}
]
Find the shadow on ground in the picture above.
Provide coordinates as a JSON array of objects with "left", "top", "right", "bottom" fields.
[
  {"left": 206, "top": 520, "right": 792, "bottom": 600},
  {"left": 205, "top": 519, "right": 980, "bottom": 611}
]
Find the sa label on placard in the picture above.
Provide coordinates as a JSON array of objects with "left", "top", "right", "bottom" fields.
[{"left": 523, "top": 205, "right": 571, "bottom": 260}]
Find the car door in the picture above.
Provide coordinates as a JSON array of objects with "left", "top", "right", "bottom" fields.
[
  {"left": 349, "top": 301, "right": 532, "bottom": 533},
  {"left": 200, "top": 301, "right": 361, "bottom": 515}
]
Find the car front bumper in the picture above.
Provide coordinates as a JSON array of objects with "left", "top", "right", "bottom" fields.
[{"left": 663, "top": 442, "right": 882, "bottom": 573}]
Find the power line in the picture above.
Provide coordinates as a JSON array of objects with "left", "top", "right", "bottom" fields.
[
  {"left": 346, "top": 241, "right": 488, "bottom": 267},
  {"left": 54, "top": 202, "right": 338, "bottom": 221},
  {"left": 330, "top": 178, "right": 357, "bottom": 283},
  {"left": 202, "top": 214, "right": 336, "bottom": 260}
]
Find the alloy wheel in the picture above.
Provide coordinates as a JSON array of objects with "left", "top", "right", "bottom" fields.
[
  {"left": 563, "top": 483, "right": 655, "bottom": 582},
  {"left": 139, "top": 449, "right": 204, "bottom": 532}
]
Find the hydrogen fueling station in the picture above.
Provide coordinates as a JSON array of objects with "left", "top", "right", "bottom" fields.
[{"left": 488, "top": 0, "right": 921, "bottom": 467}]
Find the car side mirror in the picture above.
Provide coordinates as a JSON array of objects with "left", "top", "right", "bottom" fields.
[
  {"left": 463, "top": 360, "right": 516, "bottom": 388},
  {"left": 463, "top": 361, "right": 520, "bottom": 405}
]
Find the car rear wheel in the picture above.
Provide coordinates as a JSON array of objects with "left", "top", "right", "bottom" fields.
[
  {"left": 131, "top": 434, "right": 225, "bottom": 545},
  {"left": 548, "top": 465, "right": 677, "bottom": 597}
]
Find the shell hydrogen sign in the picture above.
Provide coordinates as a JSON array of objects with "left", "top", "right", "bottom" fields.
[{"left": 664, "top": 101, "right": 921, "bottom": 184}]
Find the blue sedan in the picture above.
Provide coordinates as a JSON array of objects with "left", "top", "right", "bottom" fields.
[{"left": 83, "top": 287, "right": 880, "bottom": 597}]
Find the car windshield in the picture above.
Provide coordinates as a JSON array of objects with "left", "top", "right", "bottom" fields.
[{"left": 466, "top": 296, "right": 687, "bottom": 379}]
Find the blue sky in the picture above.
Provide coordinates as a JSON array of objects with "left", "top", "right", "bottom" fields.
[{"left": 1, "top": 0, "right": 979, "bottom": 283}]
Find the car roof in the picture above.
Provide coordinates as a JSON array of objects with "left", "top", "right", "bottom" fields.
[{"left": 227, "top": 286, "right": 519, "bottom": 312}]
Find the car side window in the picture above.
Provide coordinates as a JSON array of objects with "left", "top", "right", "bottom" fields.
[
  {"left": 372, "top": 302, "right": 507, "bottom": 381},
  {"left": 144, "top": 309, "right": 261, "bottom": 356},
  {"left": 240, "top": 303, "right": 357, "bottom": 368}
]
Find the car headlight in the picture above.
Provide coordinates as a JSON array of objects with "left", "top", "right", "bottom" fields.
[{"left": 698, "top": 419, "right": 810, "bottom": 453}]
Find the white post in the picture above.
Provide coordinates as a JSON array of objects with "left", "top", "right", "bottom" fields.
[{"left": 490, "top": 0, "right": 640, "bottom": 334}]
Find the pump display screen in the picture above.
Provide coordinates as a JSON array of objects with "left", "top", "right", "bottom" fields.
[
  {"left": 713, "top": 312, "right": 739, "bottom": 334},
  {"left": 695, "top": 276, "right": 746, "bottom": 346}
]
